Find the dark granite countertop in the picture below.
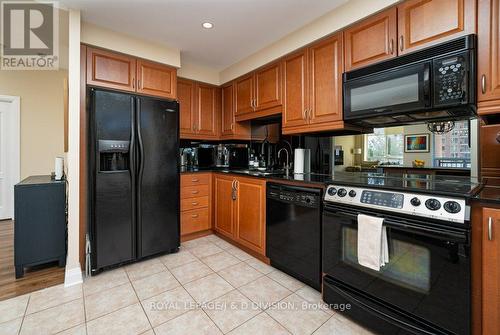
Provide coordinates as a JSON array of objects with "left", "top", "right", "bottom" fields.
[
  {"left": 16, "top": 175, "right": 65, "bottom": 186},
  {"left": 377, "top": 165, "right": 470, "bottom": 171},
  {"left": 473, "top": 179, "right": 500, "bottom": 205},
  {"left": 181, "top": 167, "right": 481, "bottom": 197}
]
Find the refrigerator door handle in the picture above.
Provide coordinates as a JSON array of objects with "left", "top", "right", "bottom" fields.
[
  {"left": 130, "top": 96, "right": 137, "bottom": 258},
  {"left": 136, "top": 98, "right": 145, "bottom": 257}
]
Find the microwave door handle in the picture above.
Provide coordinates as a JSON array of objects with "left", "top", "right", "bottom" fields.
[{"left": 423, "top": 64, "right": 431, "bottom": 106}]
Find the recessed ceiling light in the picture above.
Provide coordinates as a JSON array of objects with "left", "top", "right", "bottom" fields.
[{"left": 202, "top": 22, "right": 214, "bottom": 29}]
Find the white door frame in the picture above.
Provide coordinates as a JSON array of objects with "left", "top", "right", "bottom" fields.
[{"left": 0, "top": 95, "right": 20, "bottom": 220}]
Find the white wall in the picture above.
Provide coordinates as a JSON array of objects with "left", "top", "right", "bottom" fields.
[
  {"left": 65, "top": 9, "right": 82, "bottom": 287},
  {"left": 177, "top": 60, "right": 220, "bottom": 85},
  {"left": 219, "top": 0, "right": 400, "bottom": 83},
  {"left": 81, "top": 22, "right": 181, "bottom": 68}
]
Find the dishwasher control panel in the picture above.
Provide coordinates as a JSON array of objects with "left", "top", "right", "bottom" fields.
[{"left": 267, "top": 184, "right": 321, "bottom": 208}]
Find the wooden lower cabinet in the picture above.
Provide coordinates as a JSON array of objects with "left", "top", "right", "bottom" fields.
[
  {"left": 482, "top": 207, "right": 500, "bottom": 334},
  {"left": 214, "top": 175, "right": 235, "bottom": 239},
  {"left": 213, "top": 174, "right": 266, "bottom": 256},
  {"left": 180, "top": 173, "right": 212, "bottom": 237},
  {"left": 234, "top": 177, "right": 266, "bottom": 255}
]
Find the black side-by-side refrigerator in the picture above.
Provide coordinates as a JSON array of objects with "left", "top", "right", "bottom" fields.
[{"left": 88, "top": 88, "right": 180, "bottom": 274}]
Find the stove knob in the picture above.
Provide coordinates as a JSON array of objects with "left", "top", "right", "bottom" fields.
[
  {"left": 444, "top": 201, "right": 461, "bottom": 214},
  {"left": 425, "top": 198, "right": 441, "bottom": 211},
  {"left": 348, "top": 190, "right": 357, "bottom": 198},
  {"left": 327, "top": 188, "right": 337, "bottom": 196},
  {"left": 337, "top": 188, "right": 347, "bottom": 197},
  {"left": 410, "top": 197, "right": 421, "bottom": 207}
]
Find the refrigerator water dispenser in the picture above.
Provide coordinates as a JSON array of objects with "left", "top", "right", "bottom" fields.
[{"left": 98, "top": 140, "right": 130, "bottom": 172}]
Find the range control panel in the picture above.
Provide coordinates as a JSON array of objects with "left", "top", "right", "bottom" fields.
[
  {"left": 324, "top": 185, "right": 469, "bottom": 224},
  {"left": 360, "top": 190, "right": 404, "bottom": 208},
  {"left": 434, "top": 52, "right": 469, "bottom": 106}
]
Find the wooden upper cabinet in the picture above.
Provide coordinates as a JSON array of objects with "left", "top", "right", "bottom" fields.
[
  {"left": 482, "top": 207, "right": 500, "bottom": 335},
  {"left": 221, "top": 82, "right": 251, "bottom": 139},
  {"left": 235, "top": 74, "right": 254, "bottom": 116},
  {"left": 478, "top": 0, "right": 500, "bottom": 112},
  {"left": 282, "top": 49, "right": 309, "bottom": 129},
  {"left": 136, "top": 59, "right": 177, "bottom": 99},
  {"left": 86, "top": 47, "right": 136, "bottom": 92},
  {"left": 254, "top": 62, "right": 282, "bottom": 111},
  {"left": 196, "top": 84, "right": 218, "bottom": 138},
  {"left": 344, "top": 7, "right": 397, "bottom": 71},
  {"left": 308, "top": 33, "right": 344, "bottom": 125},
  {"left": 234, "top": 177, "right": 266, "bottom": 255},
  {"left": 221, "top": 83, "right": 235, "bottom": 136},
  {"left": 214, "top": 175, "right": 235, "bottom": 239},
  {"left": 178, "top": 78, "right": 197, "bottom": 138},
  {"left": 397, "top": 0, "right": 476, "bottom": 55}
]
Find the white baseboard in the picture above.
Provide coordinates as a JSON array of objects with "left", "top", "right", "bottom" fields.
[{"left": 64, "top": 265, "right": 83, "bottom": 287}]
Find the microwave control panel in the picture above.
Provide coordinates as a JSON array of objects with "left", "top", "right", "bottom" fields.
[{"left": 434, "top": 53, "right": 468, "bottom": 106}]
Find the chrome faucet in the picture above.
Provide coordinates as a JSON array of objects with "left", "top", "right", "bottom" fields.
[{"left": 278, "top": 148, "right": 290, "bottom": 177}]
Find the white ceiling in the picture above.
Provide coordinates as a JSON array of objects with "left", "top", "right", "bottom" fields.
[{"left": 64, "top": 0, "right": 348, "bottom": 70}]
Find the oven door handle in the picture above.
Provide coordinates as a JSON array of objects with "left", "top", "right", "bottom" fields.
[
  {"left": 329, "top": 280, "right": 447, "bottom": 335},
  {"left": 323, "top": 207, "right": 468, "bottom": 243}
]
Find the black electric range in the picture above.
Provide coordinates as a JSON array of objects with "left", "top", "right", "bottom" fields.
[{"left": 322, "top": 172, "right": 479, "bottom": 335}]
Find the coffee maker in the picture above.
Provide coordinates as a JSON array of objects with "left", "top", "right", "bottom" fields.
[{"left": 216, "top": 144, "right": 229, "bottom": 167}]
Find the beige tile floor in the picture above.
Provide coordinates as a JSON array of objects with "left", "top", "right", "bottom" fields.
[{"left": 0, "top": 235, "right": 375, "bottom": 335}]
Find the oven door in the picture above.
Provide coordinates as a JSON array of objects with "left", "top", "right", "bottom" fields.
[
  {"left": 322, "top": 203, "right": 470, "bottom": 335},
  {"left": 344, "top": 62, "right": 431, "bottom": 122}
]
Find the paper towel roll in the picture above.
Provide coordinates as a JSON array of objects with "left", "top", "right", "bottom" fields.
[
  {"left": 294, "top": 149, "right": 305, "bottom": 174},
  {"left": 294, "top": 148, "right": 311, "bottom": 174},
  {"left": 55, "top": 157, "right": 64, "bottom": 180}
]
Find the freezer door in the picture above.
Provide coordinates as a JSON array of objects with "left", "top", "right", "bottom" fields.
[
  {"left": 91, "top": 89, "right": 136, "bottom": 270},
  {"left": 136, "top": 97, "right": 180, "bottom": 257}
]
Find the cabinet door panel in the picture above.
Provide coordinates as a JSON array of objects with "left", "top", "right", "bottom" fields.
[
  {"left": 398, "top": 0, "right": 476, "bottom": 54},
  {"left": 309, "top": 33, "right": 343, "bottom": 124},
  {"left": 255, "top": 62, "right": 282, "bottom": 111},
  {"left": 178, "top": 79, "right": 196, "bottom": 138},
  {"left": 197, "top": 84, "right": 217, "bottom": 137},
  {"left": 221, "top": 83, "right": 235, "bottom": 135},
  {"left": 235, "top": 74, "right": 254, "bottom": 116},
  {"left": 86, "top": 47, "right": 136, "bottom": 92},
  {"left": 344, "top": 7, "right": 397, "bottom": 71},
  {"left": 482, "top": 207, "right": 500, "bottom": 335},
  {"left": 214, "top": 176, "right": 235, "bottom": 238},
  {"left": 480, "top": 123, "right": 500, "bottom": 178},
  {"left": 478, "top": 0, "right": 500, "bottom": 106},
  {"left": 137, "top": 59, "right": 177, "bottom": 99},
  {"left": 282, "top": 50, "right": 309, "bottom": 129},
  {"left": 235, "top": 178, "right": 266, "bottom": 255}
]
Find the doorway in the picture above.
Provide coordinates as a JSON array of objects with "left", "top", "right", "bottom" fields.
[{"left": 0, "top": 96, "right": 20, "bottom": 220}]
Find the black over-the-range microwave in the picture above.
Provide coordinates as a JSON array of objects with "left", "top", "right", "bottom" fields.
[{"left": 343, "top": 34, "right": 477, "bottom": 127}]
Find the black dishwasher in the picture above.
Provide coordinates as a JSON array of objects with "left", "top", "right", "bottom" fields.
[{"left": 266, "top": 183, "right": 322, "bottom": 290}]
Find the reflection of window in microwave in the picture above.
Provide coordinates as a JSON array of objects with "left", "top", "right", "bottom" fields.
[
  {"left": 350, "top": 74, "right": 419, "bottom": 112},
  {"left": 341, "top": 227, "right": 431, "bottom": 293}
]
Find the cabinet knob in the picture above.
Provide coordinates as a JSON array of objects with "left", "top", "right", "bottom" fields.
[
  {"left": 389, "top": 39, "right": 394, "bottom": 55},
  {"left": 191, "top": 190, "right": 199, "bottom": 194},
  {"left": 191, "top": 214, "right": 199, "bottom": 218},
  {"left": 191, "top": 202, "right": 199, "bottom": 206},
  {"left": 191, "top": 178, "right": 199, "bottom": 182},
  {"left": 399, "top": 36, "right": 404, "bottom": 52},
  {"left": 496, "top": 132, "right": 500, "bottom": 144},
  {"left": 481, "top": 75, "right": 487, "bottom": 94}
]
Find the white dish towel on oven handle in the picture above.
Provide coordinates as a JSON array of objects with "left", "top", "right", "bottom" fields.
[{"left": 357, "top": 214, "right": 389, "bottom": 271}]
